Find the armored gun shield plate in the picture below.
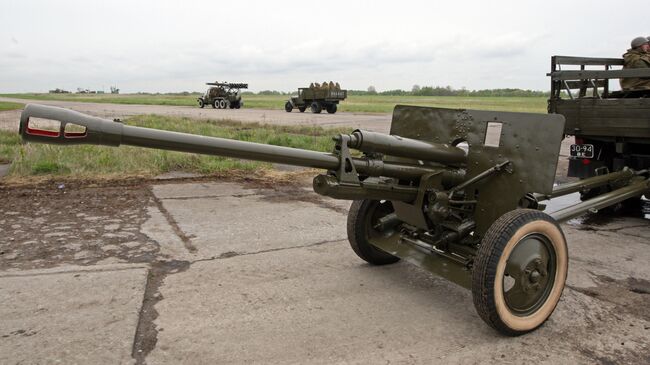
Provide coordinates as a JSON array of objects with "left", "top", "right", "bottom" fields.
[{"left": 388, "top": 105, "right": 566, "bottom": 235}]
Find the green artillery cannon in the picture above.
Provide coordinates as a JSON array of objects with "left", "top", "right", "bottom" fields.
[{"left": 18, "top": 104, "right": 650, "bottom": 336}]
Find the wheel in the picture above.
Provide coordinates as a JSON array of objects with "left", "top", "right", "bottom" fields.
[
  {"left": 229, "top": 102, "right": 235, "bottom": 109},
  {"left": 198, "top": 99, "right": 205, "bottom": 108},
  {"left": 234, "top": 101, "right": 241, "bottom": 109},
  {"left": 298, "top": 107, "right": 306, "bottom": 113},
  {"left": 310, "top": 102, "right": 322, "bottom": 114},
  {"left": 285, "top": 101, "right": 293, "bottom": 112},
  {"left": 472, "top": 209, "right": 568, "bottom": 336},
  {"left": 326, "top": 104, "right": 337, "bottom": 114},
  {"left": 347, "top": 200, "right": 401, "bottom": 265},
  {"left": 219, "top": 99, "right": 227, "bottom": 109},
  {"left": 213, "top": 99, "right": 219, "bottom": 109}
]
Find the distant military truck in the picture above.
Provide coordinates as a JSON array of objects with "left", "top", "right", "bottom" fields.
[
  {"left": 285, "top": 82, "right": 347, "bottom": 114},
  {"left": 198, "top": 82, "right": 248, "bottom": 109},
  {"left": 548, "top": 55, "right": 650, "bottom": 200}
]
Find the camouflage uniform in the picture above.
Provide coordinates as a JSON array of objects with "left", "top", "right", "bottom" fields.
[{"left": 620, "top": 49, "right": 650, "bottom": 90}]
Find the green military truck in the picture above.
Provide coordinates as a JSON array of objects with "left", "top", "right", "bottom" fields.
[
  {"left": 548, "top": 56, "right": 650, "bottom": 201},
  {"left": 198, "top": 82, "right": 248, "bottom": 109},
  {"left": 285, "top": 82, "right": 347, "bottom": 114}
]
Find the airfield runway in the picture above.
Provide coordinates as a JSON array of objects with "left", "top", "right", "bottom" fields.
[
  {"left": 0, "top": 98, "right": 648, "bottom": 364},
  {"left": 0, "top": 97, "right": 392, "bottom": 133}
]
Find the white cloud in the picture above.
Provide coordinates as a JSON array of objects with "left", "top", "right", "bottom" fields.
[{"left": 1, "top": 0, "right": 648, "bottom": 93}]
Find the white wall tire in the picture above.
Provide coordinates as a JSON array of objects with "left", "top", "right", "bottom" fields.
[{"left": 472, "top": 209, "right": 568, "bottom": 336}]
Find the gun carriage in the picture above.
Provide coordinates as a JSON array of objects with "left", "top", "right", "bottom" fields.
[{"left": 18, "top": 103, "right": 650, "bottom": 335}]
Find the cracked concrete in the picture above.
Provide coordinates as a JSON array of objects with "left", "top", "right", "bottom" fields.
[
  {"left": 0, "top": 264, "right": 149, "bottom": 364},
  {"left": 1, "top": 179, "right": 649, "bottom": 364}
]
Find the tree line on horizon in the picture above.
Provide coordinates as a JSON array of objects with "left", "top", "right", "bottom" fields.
[
  {"left": 126, "top": 85, "right": 549, "bottom": 97},
  {"left": 244, "top": 85, "right": 549, "bottom": 97}
]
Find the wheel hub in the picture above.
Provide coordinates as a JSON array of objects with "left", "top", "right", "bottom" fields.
[{"left": 503, "top": 234, "right": 556, "bottom": 316}]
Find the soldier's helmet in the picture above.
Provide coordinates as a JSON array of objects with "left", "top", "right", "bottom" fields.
[{"left": 631, "top": 36, "right": 650, "bottom": 48}]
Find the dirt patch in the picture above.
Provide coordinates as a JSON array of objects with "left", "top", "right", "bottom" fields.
[
  {"left": 0, "top": 183, "right": 160, "bottom": 271},
  {"left": 568, "top": 275, "right": 650, "bottom": 365},
  {"left": 570, "top": 275, "right": 650, "bottom": 320},
  {"left": 0, "top": 173, "right": 316, "bottom": 271}
]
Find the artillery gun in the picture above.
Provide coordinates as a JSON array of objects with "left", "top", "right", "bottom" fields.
[
  {"left": 198, "top": 82, "right": 248, "bottom": 109},
  {"left": 18, "top": 104, "right": 650, "bottom": 335},
  {"left": 285, "top": 82, "right": 347, "bottom": 114}
]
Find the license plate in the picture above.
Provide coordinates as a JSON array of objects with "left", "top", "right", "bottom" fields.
[{"left": 570, "top": 144, "right": 594, "bottom": 158}]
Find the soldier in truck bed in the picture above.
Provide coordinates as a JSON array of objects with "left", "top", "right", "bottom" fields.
[{"left": 620, "top": 36, "right": 650, "bottom": 90}]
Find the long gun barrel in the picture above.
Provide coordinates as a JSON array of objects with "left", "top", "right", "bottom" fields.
[{"left": 19, "top": 104, "right": 466, "bottom": 183}]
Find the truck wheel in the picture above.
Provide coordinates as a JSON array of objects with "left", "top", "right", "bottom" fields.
[
  {"left": 213, "top": 99, "right": 219, "bottom": 109},
  {"left": 229, "top": 102, "right": 235, "bottom": 109},
  {"left": 347, "top": 200, "right": 401, "bottom": 266},
  {"left": 198, "top": 99, "right": 205, "bottom": 108},
  {"left": 311, "top": 102, "right": 322, "bottom": 114},
  {"left": 285, "top": 101, "right": 293, "bottom": 112},
  {"left": 326, "top": 104, "right": 337, "bottom": 114},
  {"left": 219, "top": 99, "right": 227, "bottom": 109},
  {"left": 298, "top": 107, "right": 306, "bottom": 113},
  {"left": 234, "top": 101, "right": 241, "bottom": 109},
  {"left": 472, "top": 209, "right": 568, "bottom": 336}
]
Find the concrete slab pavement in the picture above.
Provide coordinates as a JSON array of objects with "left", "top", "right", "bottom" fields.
[
  {"left": 147, "top": 234, "right": 649, "bottom": 364},
  {"left": 0, "top": 264, "right": 149, "bottom": 364},
  {"left": 150, "top": 182, "right": 348, "bottom": 260},
  {"left": 2, "top": 180, "right": 649, "bottom": 364}
]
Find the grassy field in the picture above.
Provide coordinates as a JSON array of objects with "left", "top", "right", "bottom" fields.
[
  {"left": 0, "top": 93, "right": 548, "bottom": 114},
  {"left": 0, "top": 101, "right": 24, "bottom": 111},
  {"left": 0, "top": 115, "right": 352, "bottom": 180}
]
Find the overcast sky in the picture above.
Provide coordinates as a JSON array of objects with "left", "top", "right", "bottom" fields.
[{"left": 1, "top": 0, "right": 648, "bottom": 93}]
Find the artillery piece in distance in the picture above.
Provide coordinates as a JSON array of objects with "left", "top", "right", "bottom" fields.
[
  {"left": 285, "top": 82, "right": 346, "bottom": 114},
  {"left": 198, "top": 82, "right": 248, "bottom": 109}
]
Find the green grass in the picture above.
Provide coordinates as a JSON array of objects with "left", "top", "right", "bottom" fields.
[
  {"left": 1, "top": 93, "right": 547, "bottom": 113},
  {"left": 0, "top": 101, "right": 24, "bottom": 111},
  {"left": 0, "top": 93, "right": 199, "bottom": 106},
  {"left": 0, "top": 115, "right": 352, "bottom": 179}
]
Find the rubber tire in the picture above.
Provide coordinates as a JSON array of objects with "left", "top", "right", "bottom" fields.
[
  {"left": 326, "top": 104, "right": 337, "bottom": 114},
  {"left": 235, "top": 101, "right": 241, "bottom": 109},
  {"left": 347, "top": 200, "right": 400, "bottom": 265},
  {"left": 298, "top": 107, "right": 306, "bottom": 113},
  {"left": 219, "top": 99, "right": 227, "bottom": 109},
  {"left": 198, "top": 99, "right": 205, "bottom": 108},
  {"left": 285, "top": 101, "right": 293, "bottom": 112},
  {"left": 311, "top": 102, "right": 322, "bottom": 114},
  {"left": 472, "top": 209, "right": 568, "bottom": 336},
  {"left": 213, "top": 99, "right": 219, "bottom": 109}
]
